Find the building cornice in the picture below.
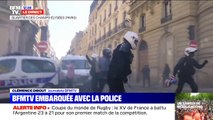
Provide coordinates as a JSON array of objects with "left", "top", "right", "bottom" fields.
[{"left": 128, "top": 1, "right": 146, "bottom": 14}]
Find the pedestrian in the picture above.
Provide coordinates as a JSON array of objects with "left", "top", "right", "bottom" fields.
[
  {"left": 66, "top": 64, "right": 74, "bottom": 88},
  {"left": 162, "top": 63, "right": 171, "bottom": 87},
  {"left": 107, "top": 31, "right": 140, "bottom": 92},
  {"left": 172, "top": 47, "right": 208, "bottom": 94},
  {"left": 86, "top": 53, "right": 100, "bottom": 92},
  {"left": 98, "top": 48, "right": 112, "bottom": 92},
  {"left": 142, "top": 64, "right": 150, "bottom": 88}
]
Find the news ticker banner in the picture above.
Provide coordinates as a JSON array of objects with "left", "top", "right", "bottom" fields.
[
  {"left": 0, "top": 88, "right": 175, "bottom": 120},
  {"left": 10, "top": 88, "right": 174, "bottom": 103},
  {"left": 10, "top": 5, "right": 77, "bottom": 20}
]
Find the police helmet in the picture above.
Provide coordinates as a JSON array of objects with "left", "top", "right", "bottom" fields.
[
  {"left": 123, "top": 31, "right": 140, "bottom": 50},
  {"left": 102, "top": 48, "right": 111, "bottom": 57},
  {"left": 184, "top": 47, "right": 198, "bottom": 56}
]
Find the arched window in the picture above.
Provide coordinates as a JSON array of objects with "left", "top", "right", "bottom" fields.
[{"left": 139, "top": 40, "right": 148, "bottom": 51}]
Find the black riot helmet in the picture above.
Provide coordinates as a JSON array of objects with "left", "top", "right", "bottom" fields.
[{"left": 102, "top": 48, "right": 111, "bottom": 57}]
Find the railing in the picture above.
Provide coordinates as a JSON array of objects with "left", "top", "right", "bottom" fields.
[
  {"left": 161, "top": 14, "right": 172, "bottom": 24},
  {"left": 95, "top": 21, "right": 128, "bottom": 45}
]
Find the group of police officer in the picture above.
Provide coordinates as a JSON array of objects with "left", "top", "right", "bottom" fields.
[{"left": 86, "top": 31, "right": 208, "bottom": 93}]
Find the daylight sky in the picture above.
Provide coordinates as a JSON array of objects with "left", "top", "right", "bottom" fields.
[{"left": 47, "top": 1, "right": 93, "bottom": 59}]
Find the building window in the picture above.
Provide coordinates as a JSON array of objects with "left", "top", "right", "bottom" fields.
[
  {"left": 123, "top": 11, "right": 126, "bottom": 22},
  {"left": 108, "top": 4, "right": 111, "bottom": 17},
  {"left": 95, "top": 13, "right": 97, "bottom": 19},
  {"left": 123, "top": 0, "right": 126, "bottom": 4},
  {"left": 161, "top": 0, "right": 172, "bottom": 24},
  {"left": 41, "top": 26, "right": 48, "bottom": 41},
  {"left": 95, "top": 24, "right": 97, "bottom": 34},
  {"left": 33, "top": 0, "right": 38, "bottom": 8},
  {"left": 114, "top": 0, "right": 118, "bottom": 11},
  {"left": 104, "top": 9, "right": 106, "bottom": 21},
  {"left": 100, "top": 15, "right": 102, "bottom": 26},
  {"left": 108, "top": 23, "right": 111, "bottom": 36},
  {"left": 139, "top": 40, "right": 148, "bottom": 51},
  {"left": 114, "top": 18, "right": 118, "bottom": 32},
  {"left": 188, "top": 25, "right": 195, "bottom": 41},
  {"left": 99, "top": 31, "right": 101, "bottom": 40},
  {"left": 104, "top": 27, "right": 106, "bottom": 39},
  {"left": 139, "top": 14, "right": 146, "bottom": 33}
]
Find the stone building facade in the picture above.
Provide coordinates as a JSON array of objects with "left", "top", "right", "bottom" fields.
[
  {"left": 128, "top": 0, "right": 213, "bottom": 87},
  {"left": 0, "top": 0, "right": 51, "bottom": 57},
  {"left": 87, "top": 0, "right": 130, "bottom": 56}
]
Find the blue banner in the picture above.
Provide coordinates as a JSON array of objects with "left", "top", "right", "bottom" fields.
[{"left": 10, "top": 93, "right": 175, "bottom": 104}]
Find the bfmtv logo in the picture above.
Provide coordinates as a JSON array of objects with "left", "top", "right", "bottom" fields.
[{"left": 10, "top": 6, "right": 33, "bottom": 15}]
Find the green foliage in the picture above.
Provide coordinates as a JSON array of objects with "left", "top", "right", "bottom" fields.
[
  {"left": 176, "top": 93, "right": 191, "bottom": 102},
  {"left": 176, "top": 93, "right": 213, "bottom": 101}
]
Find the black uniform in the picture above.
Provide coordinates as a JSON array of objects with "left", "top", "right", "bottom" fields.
[
  {"left": 107, "top": 42, "right": 133, "bottom": 92},
  {"left": 86, "top": 55, "right": 99, "bottom": 92},
  {"left": 173, "top": 56, "right": 208, "bottom": 93},
  {"left": 98, "top": 55, "right": 111, "bottom": 92}
]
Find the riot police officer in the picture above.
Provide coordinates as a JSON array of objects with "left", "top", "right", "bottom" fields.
[
  {"left": 107, "top": 31, "right": 140, "bottom": 92},
  {"left": 98, "top": 48, "right": 112, "bottom": 92},
  {"left": 173, "top": 47, "right": 208, "bottom": 93}
]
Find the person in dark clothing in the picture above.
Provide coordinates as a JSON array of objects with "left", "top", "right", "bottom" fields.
[
  {"left": 142, "top": 65, "right": 150, "bottom": 88},
  {"left": 86, "top": 54, "right": 100, "bottom": 92},
  {"left": 162, "top": 63, "right": 171, "bottom": 87},
  {"left": 173, "top": 47, "right": 208, "bottom": 94},
  {"left": 98, "top": 48, "right": 112, "bottom": 92},
  {"left": 107, "top": 31, "right": 140, "bottom": 92}
]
